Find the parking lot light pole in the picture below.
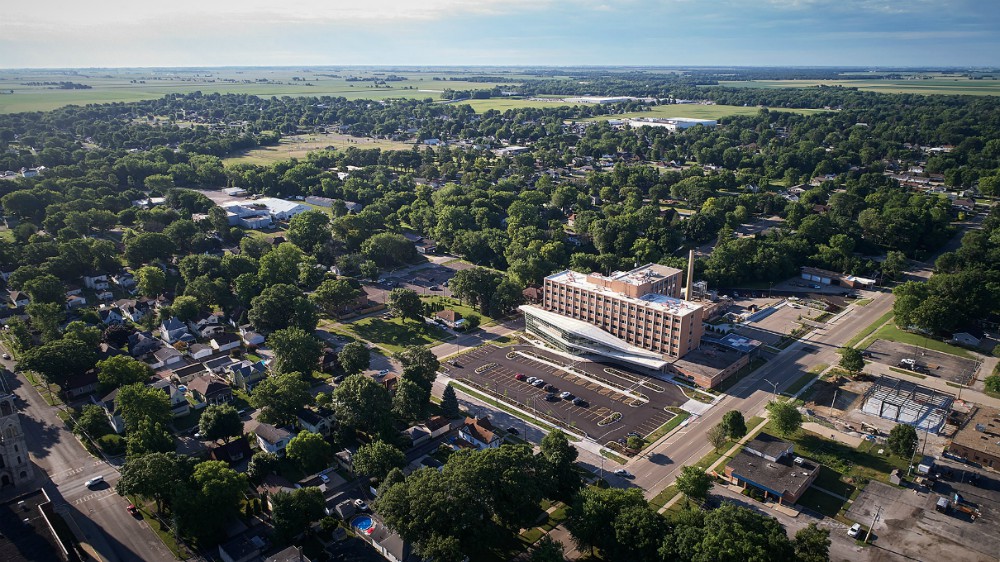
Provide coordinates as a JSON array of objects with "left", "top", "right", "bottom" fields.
[{"left": 763, "top": 378, "right": 779, "bottom": 402}]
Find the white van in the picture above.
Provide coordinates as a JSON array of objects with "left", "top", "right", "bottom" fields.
[{"left": 84, "top": 476, "right": 104, "bottom": 488}]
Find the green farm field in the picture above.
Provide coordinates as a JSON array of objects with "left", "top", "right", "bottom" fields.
[
  {"left": 0, "top": 68, "right": 522, "bottom": 114},
  {"left": 717, "top": 78, "right": 1000, "bottom": 96},
  {"left": 584, "top": 103, "right": 829, "bottom": 120}
]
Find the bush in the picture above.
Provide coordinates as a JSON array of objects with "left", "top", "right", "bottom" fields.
[
  {"left": 985, "top": 375, "right": 1000, "bottom": 395},
  {"left": 97, "top": 434, "right": 125, "bottom": 455}
]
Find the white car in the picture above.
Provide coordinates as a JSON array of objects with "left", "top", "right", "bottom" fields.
[
  {"left": 1, "top": 353, "right": 9, "bottom": 360},
  {"left": 613, "top": 469, "right": 633, "bottom": 478},
  {"left": 559, "top": 391, "right": 573, "bottom": 400},
  {"left": 532, "top": 379, "right": 546, "bottom": 387},
  {"left": 847, "top": 523, "right": 862, "bottom": 538},
  {"left": 319, "top": 473, "right": 330, "bottom": 483},
  {"left": 526, "top": 377, "right": 538, "bottom": 384},
  {"left": 85, "top": 476, "right": 104, "bottom": 488},
  {"left": 354, "top": 499, "right": 369, "bottom": 512}
]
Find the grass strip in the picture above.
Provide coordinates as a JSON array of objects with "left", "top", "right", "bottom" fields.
[{"left": 844, "top": 310, "right": 893, "bottom": 349}]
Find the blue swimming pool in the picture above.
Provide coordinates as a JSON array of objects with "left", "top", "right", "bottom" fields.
[{"left": 352, "top": 515, "right": 374, "bottom": 532}]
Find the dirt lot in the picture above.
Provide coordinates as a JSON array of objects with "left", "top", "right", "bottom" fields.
[
  {"left": 866, "top": 339, "right": 979, "bottom": 384},
  {"left": 846, "top": 468, "right": 1000, "bottom": 562},
  {"left": 731, "top": 301, "right": 820, "bottom": 346},
  {"left": 454, "top": 345, "right": 687, "bottom": 444}
]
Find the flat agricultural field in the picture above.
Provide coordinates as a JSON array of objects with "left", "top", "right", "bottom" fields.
[
  {"left": 0, "top": 68, "right": 522, "bottom": 114},
  {"left": 221, "top": 132, "right": 416, "bottom": 165},
  {"left": 717, "top": 78, "right": 1000, "bottom": 96},
  {"left": 586, "top": 103, "right": 829, "bottom": 121}
]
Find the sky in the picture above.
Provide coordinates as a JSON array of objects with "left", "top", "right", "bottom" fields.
[{"left": 3, "top": 0, "right": 999, "bottom": 68}]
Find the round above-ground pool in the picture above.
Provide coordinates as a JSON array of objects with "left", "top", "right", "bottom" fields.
[{"left": 352, "top": 515, "right": 375, "bottom": 534}]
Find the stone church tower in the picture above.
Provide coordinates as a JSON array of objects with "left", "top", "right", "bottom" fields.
[{"left": 0, "top": 392, "right": 33, "bottom": 488}]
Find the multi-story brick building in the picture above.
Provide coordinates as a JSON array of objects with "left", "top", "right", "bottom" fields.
[{"left": 521, "top": 264, "right": 705, "bottom": 371}]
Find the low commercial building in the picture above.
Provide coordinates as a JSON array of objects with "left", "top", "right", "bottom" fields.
[
  {"left": 724, "top": 433, "right": 821, "bottom": 504},
  {"left": 626, "top": 117, "right": 718, "bottom": 131},
  {"left": 948, "top": 405, "right": 1000, "bottom": 470}
]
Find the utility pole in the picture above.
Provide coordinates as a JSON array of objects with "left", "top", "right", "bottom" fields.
[
  {"left": 763, "top": 378, "right": 779, "bottom": 402},
  {"left": 830, "top": 388, "right": 839, "bottom": 411},
  {"left": 864, "top": 505, "right": 882, "bottom": 544}
]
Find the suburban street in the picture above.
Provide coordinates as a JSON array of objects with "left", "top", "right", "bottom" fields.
[{"left": 1, "top": 356, "right": 174, "bottom": 562}]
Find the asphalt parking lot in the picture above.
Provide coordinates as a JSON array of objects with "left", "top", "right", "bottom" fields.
[
  {"left": 454, "top": 344, "right": 687, "bottom": 444},
  {"left": 364, "top": 260, "right": 472, "bottom": 303},
  {"left": 865, "top": 339, "right": 980, "bottom": 384},
  {"left": 846, "top": 462, "right": 1000, "bottom": 562}
]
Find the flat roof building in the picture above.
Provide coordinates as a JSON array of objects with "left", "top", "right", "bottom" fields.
[
  {"left": 949, "top": 405, "right": 1000, "bottom": 470},
  {"left": 626, "top": 117, "right": 718, "bottom": 131},
  {"left": 724, "top": 433, "right": 821, "bottom": 505}
]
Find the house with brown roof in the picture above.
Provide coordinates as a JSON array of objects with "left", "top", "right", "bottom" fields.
[
  {"left": 188, "top": 374, "right": 233, "bottom": 406},
  {"left": 210, "top": 436, "right": 253, "bottom": 465},
  {"left": 435, "top": 309, "right": 463, "bottom": 329},
  {"left": 458, "top": 417, "right": 502, "bottom": 450},
  {"left": 522, "top": 286, "right": 543, "bottom": 304}
]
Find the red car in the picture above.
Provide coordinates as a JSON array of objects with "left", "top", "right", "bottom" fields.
[
  {"left": 126, "top": 504, "right": 139, "bottom": 516},
  {"left": 514, "top": 373, "right": 526, "bottom": 381}
]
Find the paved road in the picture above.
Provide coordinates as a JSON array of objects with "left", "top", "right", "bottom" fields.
[
  {"left": 629, "top": 290, "right": 895, "bottom": 499},
  {"left": 1, "top": 357, "right": 175, "bottom": 562}
]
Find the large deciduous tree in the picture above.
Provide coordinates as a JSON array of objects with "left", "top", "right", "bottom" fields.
[
  {"left": 286, "top": 431, "right": 332, "bottom": 474},
  {"left": 270, "top": 487, "right": 325, "bottom": 542},
  {"left": 116, "top": 382, "right": 172, "bottom": 431},
  {"left": 353, "top": 439, "right": 406, "bottom": 481},
  {"left": 766, "top": 400, "right": 803, "bottom": 436},
  {"left": 269, "top": 327, "right": 322, "bottom": 376},
  {"left": 333, "top": 374, "right": 393, "bottom": 438},
  {"left": 116, "top": 452, "right": 184, "bottom": 513},
  {"left": 96, "top": 355, "right": 153, "bottom": 391},
  {"left": 198, "top": 404, "right": 243, "bottom": 443},
  {"left": 249, "top": 283, "right": 318, "bottom": 332},
  {"left": 720, "top": 410, "right": 748, "bottom": 440},
  {"left": 675, "top": 465, "right": 713, "bottom": 504},
  {"left": 539, "top": 430, "right": 582, "bottom": 502},
  {"left": 287, "top": 210, "right": 331, "bottom": 252},
  {"left": 249, "top": 372, "right": 311, "bottom": 427},
  {"left": 839, "top": 347, "right": 865, "bottom": 375},
  {"left": 135, "top": 265, "right": 166, "bottom": 297},
  {"left": 338, "top": 341, "right": 370, "bottom": 375},
  {"left": 887, "top": 423, "right": 918, "bottom": 458},
  {"left": 310, "top": 278, "right": 361, "bottom": 315},
  {"left": 388, "top": 288, "right": 423, "bottom": 322}
]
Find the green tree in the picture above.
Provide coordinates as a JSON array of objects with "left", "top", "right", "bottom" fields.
[
  {"left": 171, "top": 295, "right": 200, "bottom": 322},
  {"left": 766, "top": 400, "right": 803, "bottom": 436},
  {"left": 116, "top": 452, "right": 182, "bottom": 513},
  {"left": 392, "top": 378, "right": 428, "bottom": 422},
  {"left": 395, "top": 345, "right": 439, "bottom": 391},
  {"left": 22, "top": 274, "right": 65, "bottom": 304},
  {"left": 198, "top": 404, "right": 243, "bottom": 443},
  {"left": 353, "top": 439, "right": 406, "bottom": 481},
  {"left": 707, "top": 424, "right": 729, "bottom": 451},
  {"left": 258, "top": 242, "right": 306, "bottom": 287},
  {"left": 310, "top": 278, "right": 361, "bottom": 315},
  {"left": 540, "top": 430, "right": 582, "bottom": 502},
  {"left": 794, "top": 523, "right": 831, "bottom": 562},
  {"left": 249, "top": 283, "right": 317, "bottom": 332},
  {"left": 269, "top": 327, "right": 322, "bottom": 376},
  {"left": 566, "top": 487, "right": 648, "bottom": 556},
  {"left": 675, "top": 465, "right": 713, "bottom": 503},
  {"left": 720, "top": 410, "right": 748, "bottom": 440},
  {"left": 286, "top": 431, "right": 332, "bottom": 474},
  {"left": 116, "top": 382, "right": 172, "bottom": 431},
  {"left": 73, "top": 404, "right": 112, "bottom": 440},
  {"left": 26, "top": 302, "right": 63, "bottom": 342},
  {"left": 887, "top": 423, "right": 919, "bottom": 458},
  {"left": 249, "top": 372, "right": 311, "bottom": 427},
  {"left": 388, "top": 288, "right": 423, "bottom": 322},
  {"left": 882, "top": 250, "right": 908, "bottom": 280},
  {"left": 333, "top": 374, "right": 393, "bottom": 438},
  {"left": 96, "top": 355, "right": 153, "bottom": 391},
  {"left": 287, "top": 210, "right": 331, "bottom": 252},
  {"left": 63, "top": 321, "right": 102, "bottom": 348},
  {"left": 126, "top": 419, "right": 175, "bottom": 458},
  {"left": 440, "top": 384, "right": 461, "bottom": 418},
  {"left": 840, "top": 347, "right": 865, "bottom": 374},
  {"left": 190, "top": 460, "right": 247, "bottom": 518},
  {"left": 985, "top": 375, "right": 1000, "bottom": 395},
  {"left": 19, "top": 338, "right": 96, "bottom": 390},
  {"left": 530, "top": 536, "right": 565, "bottom": 562},
  {"left": 135, "top": 265, "right": 166, "bottom": 297},
  {"left": 247, "top": 451, "right": 279, "bottom": 482},
  {"left": 124, "top": 232, "right": 175, "bottom": 267},
  {"left": 271, "top": 487, "right": 325, "bottom": 542},
  {"left": 338, "top": 341, "right": 370, "bottom": 375},
  {"left": 611, "top": 504, "right": 667, "bottom": 561},
  {"left": 691, "top": 502, "right": 795, "bottom": 562}
]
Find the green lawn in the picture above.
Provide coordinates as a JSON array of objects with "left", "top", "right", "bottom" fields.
[
  {"left": 345, "top": 316, "right": 453, "bottom": 354},
  {"left": 421, "top": 296, "right": 498, "bottom": 326},
  {"left": 649, "top": 485, "right": 680, "bottom": 510},
  {"left": 871, "top": 322, "right": 975, "bottom": 359},
  {"left": 844, "top": 310, "right": 893, "bottom": 349},
  {"left": 782, "top": 372, "right": 818, "bottom": 397},
  {"left": 797, "top": 487, "right": 848, "bottom": 518}
]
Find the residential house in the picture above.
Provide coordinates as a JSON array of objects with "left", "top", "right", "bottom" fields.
[
  {"left": 457, "top": 417, "right": 502, "bottom": 450},
  {"left": 150, "top": 378, "right": 191, "bottom": 418},
  {"left": 952, "top": 198, "right": 976, "bottom": 212},
  {"left": 82, "top": 272, "right": 109, "bottom": 290},
  {"left": 210, "top": 436, "right": 253, "bottom": 466},
  {"left": 188, "top": 313, "right": 225, "bottom": 339},
  {"left": 160, "top": 317, "right": 193, "bottom": 344},
  {"left": 187, "top": 343, "right": 214, "bottom": 360},
  {"left": 205, "top": 355, "right": 239, "bottom": 375},
  {"left": 239, "top": 325, "right": 265, "bottom": 346},
  {"left": 95, "top": 289, "right": 114, "bottom": 301},
  {"left": 9, "top": 290, "right": 29, "bottom": 307},
  {"left": 256, "top": 474, "right": 297, "bottom": 510},
  {"left": 343, "top": 201, "right": 364, "bottom": 214},
  {"left": 255, "top": 423, "right": 294, "bottom": 457},
  {"left": 118, "top": 299, "right": 150, "bottom": 323},
  {"left": 218, "top": 534, "right": 266, "bottom": 562},
  {"left": 127, "top": 331, "right": 160, "bottom": 357},
  {"left": 211, "top": 333, "right": 242, "bottom": 352},
  {"left": 111, "top": 272, "right": 136, "bottom": 291},
  {"left": 91, "top": 388, "right": 125, "bottom": 434},
  {"left": 297, "top": 407, "right": 335, "bottom": 437},
  {"left": 65, "top": 294, "right": 88, "bottom": 310},
  {"left": 265, "top": 546, "right": 312, "bottom": 562},
  {"left": 96, "top": 343, "right": 125, "bottom": 362},
  {"left": 172, "top": 362, "right": 209, "bottom": 385},
  {"left": 229, "top": 360, "right": 267, "bottom": 392},
  {"left": 63, "top": 370, "right": 99, "bottom": 398},
  {"left": 65, "top": 285, "right": 83, "bottom": 297},
  {"left": 401, "top": 232, "right": 437, "bottom": 254},
  {"left": 319, "top": 348, "right": 338, "bottom": 373},
  {"left": 148, "top": 346, "right": 184, "bottom": 369},
  {"left": 425, "top": 415, "right": 454, "bottom": 438},
  {"left": 402, "top": 425, "right": 430, "bottom": 447},
  {"left": 188, "top": 375, "right": 233, "bottom": 406},
  {"left": 951, "top": 329, "right": 985, "bottom": 348},
  {"left": 435, "top": 309, "right": 464, "bottom": 329}
]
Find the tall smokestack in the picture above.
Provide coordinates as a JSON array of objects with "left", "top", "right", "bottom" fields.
[{"left": 686, "top": 249, "right": 695, "bottom": 301}]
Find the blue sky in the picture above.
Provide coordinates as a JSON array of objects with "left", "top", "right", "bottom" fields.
[{"left": 3, "top": 0, "right": 999, "bottom": 68}]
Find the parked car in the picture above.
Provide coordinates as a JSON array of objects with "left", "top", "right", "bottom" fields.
[
  {"left": 319, "top": 473, "right": 330, "bottom": 483},
  {"left": 544, "top": 393, "right": 559, "bottom": 402},
  {"left": 514, "top": 373, "right": 527, "bottom": 381},
  {"left": 126, "top": 504, "right": 139, "bottom": 516},
  {"left": 531, "top": 379, "right": 546, "bottom": 387},
  {"left": 847, "top": 523, "right": 862, "bottom": 538},
  {"left": 506, "top": 427, "right": 519, "bottom": 435},
  {"left": 613, "top": 469, "right": 634, "bottom": 478},
  {"left": 1, "top": 353, "right": 9, "bottom": 360},
  {"left": 525, "top": 376, "right": 537, "bottom": 384},
  {"left": 627, "top": 431, "right": 641, "bottom": 439},
  {"left": 559, "top": 391, "right": 574, "bottom": 400},
  {"left": 354, "top": 499, "right": 369, "bottom": 512},
  {"left": 572, "top": 397, "right": 588, "bottom": 407},
  {"left": 544, "top": 384, "right": 558, "bottom": 392}
]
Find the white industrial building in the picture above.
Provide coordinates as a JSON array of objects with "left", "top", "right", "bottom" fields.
[
  {"left": 626, "top": 118, "right": 718, "bottom": 131},
  {"left": 222, "top": 197, "right": 310, "bottom": 229}
]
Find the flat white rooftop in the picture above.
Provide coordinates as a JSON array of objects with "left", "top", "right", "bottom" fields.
[{"left": 546, "top": 267, "right": 700, "bottom": 317}]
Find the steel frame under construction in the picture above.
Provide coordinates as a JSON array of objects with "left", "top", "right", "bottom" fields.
[{"left": 861, "top": 375, "right": 952, "bottom": 434}]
